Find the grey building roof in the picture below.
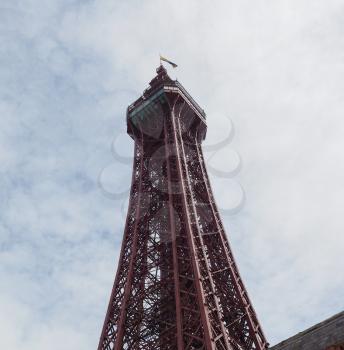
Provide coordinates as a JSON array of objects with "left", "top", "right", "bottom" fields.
[{"left": 270, "top": 311, "right": 344, "bottom": 350}]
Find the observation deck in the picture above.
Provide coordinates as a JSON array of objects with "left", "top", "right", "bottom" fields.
[{"left": 126, "top": 65, "right": 207, "bottom": 142}]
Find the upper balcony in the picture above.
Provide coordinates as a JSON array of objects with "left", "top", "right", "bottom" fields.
[{"left": 128, "top": 65, "right": 206, "bottom": 121}]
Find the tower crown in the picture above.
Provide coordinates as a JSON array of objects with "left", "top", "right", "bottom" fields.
[{"left": 127, "top": 66, "right": 207, "bottom": 143}]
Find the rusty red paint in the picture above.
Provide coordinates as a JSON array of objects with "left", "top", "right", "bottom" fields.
[{"left": 97, "top": 66, "right": 268, "bottom": 350}]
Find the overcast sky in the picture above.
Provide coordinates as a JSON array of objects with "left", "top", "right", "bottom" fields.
[{"left": 1, "top": 0, "right": 344, "bottom": 348}]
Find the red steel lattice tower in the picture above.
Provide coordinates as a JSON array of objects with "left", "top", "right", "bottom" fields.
[{"left": 98, "top": 66, "right": 268, "bottom": 350}]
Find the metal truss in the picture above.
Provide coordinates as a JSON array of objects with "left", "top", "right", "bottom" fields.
[{"left": 98, "top": 67, "right": 268, "bottom": 350}]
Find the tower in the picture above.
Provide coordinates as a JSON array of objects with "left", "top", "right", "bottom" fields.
[{"left": 98, "top": 65, "right": 268, "bottom": 350}]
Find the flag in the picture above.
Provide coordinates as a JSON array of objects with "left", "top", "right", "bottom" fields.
[{"left": 160, "top": 55, "right": 178, "bottom": 68}]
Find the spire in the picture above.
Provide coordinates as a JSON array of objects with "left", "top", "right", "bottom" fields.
[
  {"left": 156, "top": 64, "right": 167, "bottom": 75},
  {"left": 146, "top": 64, "right": 173, "bottom": 91}
]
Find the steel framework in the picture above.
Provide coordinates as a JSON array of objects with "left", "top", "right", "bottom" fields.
[{"left": 98, "top": 66, "right": 268, "bottom": 350}]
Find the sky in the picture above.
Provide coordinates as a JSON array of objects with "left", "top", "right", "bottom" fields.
[{"left": 1, "top": 0, "right": 344, "bottom": 348}]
